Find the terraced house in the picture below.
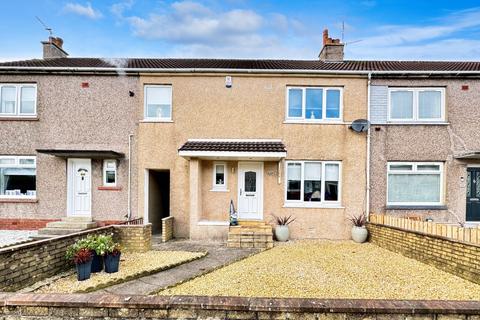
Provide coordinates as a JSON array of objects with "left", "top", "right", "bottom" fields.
[{"left": 1, "top": 32, "right": 479, "bottom": 241}]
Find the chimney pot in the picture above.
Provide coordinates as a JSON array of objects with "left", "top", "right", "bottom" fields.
[{"left": 319, "top": 28, "right": 344, "bottom": 62}]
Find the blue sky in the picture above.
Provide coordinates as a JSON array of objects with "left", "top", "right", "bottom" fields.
[{"left": 1, "top": 0, "right": 480, "bottom": 61}]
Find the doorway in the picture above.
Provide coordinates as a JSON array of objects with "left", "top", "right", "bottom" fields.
[
  {"left": 67, "top": 158, "right": 92, "bottom": 217},
  {"left": 466, "top": 167, "right": 480, "bottom": 222},
  {"left": 237, "top": 162, "right": 263, "bottom": 220},
  {"left": 147, "top": 170, "right": 170, "bottom": 234}
]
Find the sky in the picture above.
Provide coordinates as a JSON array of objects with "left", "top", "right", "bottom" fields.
[{"left": 1, "top": 0, "right": 480, "bottom": 61}]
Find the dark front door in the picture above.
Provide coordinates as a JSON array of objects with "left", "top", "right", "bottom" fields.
[{"left": 466, "top": 167, "right": 480, "bottom": 222}]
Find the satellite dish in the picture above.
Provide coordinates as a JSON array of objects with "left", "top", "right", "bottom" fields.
[{"left": 350, "top": 119, "right": 370, "bottom": 133}]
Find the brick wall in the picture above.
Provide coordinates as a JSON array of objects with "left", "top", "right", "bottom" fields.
[
  {"left": 1, "top": 293, "right": 479, "bottom": 319},
  {"left": 113, "top": 224, "right": 152, "bottom": 252},
  {"left": 161, "top": 217, "right": 173, "bottom": 242},
  {"left": 367, "top": 222, "right": 480, "bottom": 284},
  {"left": 0, "top": 218, "right": 60, "bottom": 230},
  {"left": 0, "top": 227, "right": 114, "bottom": 292}
]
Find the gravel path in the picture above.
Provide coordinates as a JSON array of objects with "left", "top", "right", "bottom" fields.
[
  {"left": 0, "top": 230, "right": 37, "bottom": 248},
  {"left": 100, "top": 239, "right": 259, "bottom": 295},
  {"left": 159, "top": 240, "right": 480, "bottom": 300}
]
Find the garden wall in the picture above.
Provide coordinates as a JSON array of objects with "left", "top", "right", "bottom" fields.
[
  {"left": 113, "top": 223, "right": 152, "bottom": 252},
  {"left": 367, "top": 222, "right": 480, "bottom": 284},
  {"left": 0, "top": 224, "right": 152, "bottom": 291},
  {"left": 1, "top": 293, "right": 479, "bottom": 319}
]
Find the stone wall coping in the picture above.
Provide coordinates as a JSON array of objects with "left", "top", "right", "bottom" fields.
[
  {"left": 0, "top": 226, "right": 115, "bottom": 254},
  {"left": 367, "top": 222, "right": 480, "bottom": 249},
  {"left": 113, "top": 223, "right": 152, "bottom": 229},
  {"left": 1, "top": 293, "right": 480, "bottom": 314}
]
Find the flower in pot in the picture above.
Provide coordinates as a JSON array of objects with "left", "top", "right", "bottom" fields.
[
  {"left": 104, "top": 240, "right": 122, "bottom": 274},
  {"left": 84, "top": 235, "right": 104, "bottom": 273},
  {"left": 271, "top": 214, "right": 295, "bottom": 242},
  {"left": 348, "top": 213, "right": 368, "bottom": 243},
  {"left": 66, "top": 247, "right": 93, "bottom": 281}
]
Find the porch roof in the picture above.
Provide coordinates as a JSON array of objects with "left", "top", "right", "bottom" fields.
[
  {"left": 178, "top": 139, "right": 287, "bottom": 160},
  {"left": 36, "top": 149, "right": 125, "bottom": 159},
  {"left": 454, "top": 152, "right": 480, "bottom": 160}
]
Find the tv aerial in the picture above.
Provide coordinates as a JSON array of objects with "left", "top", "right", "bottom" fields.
[{"left": 35, "top": 16, "right": 53, "bottom": 36}]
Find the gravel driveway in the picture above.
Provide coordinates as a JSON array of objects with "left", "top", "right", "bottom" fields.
[{"left": 0, "top": 230, "right": 37, "bottom": 248}]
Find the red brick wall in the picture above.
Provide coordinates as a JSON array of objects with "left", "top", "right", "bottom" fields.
[{"left": 0, "top": 219, "right": 59, "bottom": 230}]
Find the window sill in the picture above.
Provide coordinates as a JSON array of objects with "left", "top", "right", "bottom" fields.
[
  {"left": 0, "top": 198, "right": 38, "bottom": 203},
  {"left": 386, "top": 205, "right": 447, "bottom": 210},
  {"left": 283, "top": 120, "right": 344, "bottom": 125},
  {"left": 385, "top": 122, "right": 449, "bottom": 126},
  {"left": 283, "top": 202, "right": 344, "bottom": 209},
  {"left": 210, "top": 188, "right": 229, "bottom": 192},
  {"left": 140, "top": 119, "right": 173, "bottom": 123},
  {"left": 98, "top": 186, "right": 122, "bottom": 191},
  {"left": 0, "top": 116, "right": 39, "bottom": 121}
]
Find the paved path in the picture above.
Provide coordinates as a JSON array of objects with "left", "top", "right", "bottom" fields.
[
  {"left": 100, "top": 238, "right": 259, "bottom": 295},
  {"left": 0, "top": 230, "right": 37, "bottom": 248}
]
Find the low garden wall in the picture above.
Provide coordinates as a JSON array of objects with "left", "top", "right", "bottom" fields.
[
  {"left": 0, "top": 224, "right": 152, "bottom": 291},
  {"left": 161, "top": 216, "right": 174, "bottom": 242},
  {"left": 1, "top": 293, "right": 479, "bottom": 319},
  {"left": 113, "top": 223, "right": 152, "bottom": 252},
  {"left": 367, "top": 222, "right": 480, "bottom": 285}
]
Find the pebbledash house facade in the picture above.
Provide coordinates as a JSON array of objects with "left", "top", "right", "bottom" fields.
[{"left": 0, "top": 31, "right": 480, "bottom": 240}]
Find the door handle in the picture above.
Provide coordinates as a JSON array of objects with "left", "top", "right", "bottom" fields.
[
  {"left": 240, "top": 189, "right": 242, "bottom": 196},
  {"left": 470, "top": 198, "right": 479, "bottom": 201},
  {"left": 78, "top": 192, "right": 88, "bottom": 195}
]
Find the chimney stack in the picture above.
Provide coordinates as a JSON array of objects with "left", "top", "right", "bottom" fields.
[
  {"left": 318, "top": 29, "right": 344, "bottom": 62},
  {"left": 41, "top": 37, "right": 68, "bottom": 59}
]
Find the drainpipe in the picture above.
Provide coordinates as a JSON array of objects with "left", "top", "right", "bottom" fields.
[
  {"left": 366, "top": 73, "right": 372, "bottom": 221},
  {"left": 127, "top": 133, "right": 134, "bottom": 220}
]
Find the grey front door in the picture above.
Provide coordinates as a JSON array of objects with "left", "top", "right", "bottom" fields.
[{"left": 466, "top": 168, "right": 480, "bottom": 222}]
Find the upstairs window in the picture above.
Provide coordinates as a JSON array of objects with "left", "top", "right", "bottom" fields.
[
  {"left": 144, "top": 85, "right": 172, "bottom": 121},
  {"left": 388, "top": 88, "right": 445, "bottom": 122},
  {"left": 387, "top": 162, "right": 443, "bottom": 206},
  {"left": 103, "top": 160, "right": 117, "bottom": 186},
  {"left": 212, "top": 162, "right": 227, "bottom": 191},
  {"left": 0, "top": 84, "right": 37, "bottom": 117},
  {"left": 286, "top": 87, "right": 342, "bottom": 122},
  {"left": 0, "top": 156, "right": 36, "bottom": 198}
]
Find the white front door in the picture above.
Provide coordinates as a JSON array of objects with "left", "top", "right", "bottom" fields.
[
  {"left": 238, "top": 162, "right": 263, "bottom": 220},
  {"left": 67, "top": 158, "right": 92, "bottom": 217}
]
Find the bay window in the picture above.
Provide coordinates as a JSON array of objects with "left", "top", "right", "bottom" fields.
[
  {"left": 0, "top": 156, "right": 36, "bottom": 198},
  {"left": 0, "top": 84, "right": 37, "bottom": 117},
  {"left": 286, "top": 87, "right": 342, "bottom": 122},
  {"left": 388, "top": 88, "right": 445, "bottom": 122},
  {"left": 285, "top": 161, "right": 341, "bottom": 206},
  {"left": 387, "top": 162, "right": 443, "bottom": 206}
]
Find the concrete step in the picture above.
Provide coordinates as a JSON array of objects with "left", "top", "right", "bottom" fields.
[
  {"left": 37, "top": 228, "right": 85, "bottom": 236},
  {"left": 237, "top": 220, "right": 268, "bottom": 227},
  {"left": 62, "top": 217, "right": 94, "bottom": 222},
  {"left": 46, "top": 221, "right": 97, "bottom": 229}
]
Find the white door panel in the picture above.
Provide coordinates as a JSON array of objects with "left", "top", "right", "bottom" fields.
[
  {"left": 238, "top": 162, "right": 263, "bottom": 220},
  {"left": 67, "top": 158, "right": 92, "bottom": 217}
]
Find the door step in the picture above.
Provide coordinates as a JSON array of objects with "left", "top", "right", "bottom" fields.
[
  {"left": 37, "top": 217, "right": 98, "bottom": 236},
  {"left": 227, "top": 222, "right": 273, "bottom": 249}
]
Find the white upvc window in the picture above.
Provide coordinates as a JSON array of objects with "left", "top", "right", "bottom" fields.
[
  {"left": 103, "top": 160, "right": 117, "bottom": 186},
  {"left": 286, "top": 86, "right": 343, "bottom": 122},
  {"left": 0, "top": 156, "right": 36, "bottom": 198},
  {"left": 144, "top": 85, "right": 172, "bottom": 121},
  {"left": 212, "top": 162, "right": 227, "bottom": 191},
  {"left": 388, "top": 87, "right": 445, "bottom": 122},
  {"left": 0, "top": 84, "right": 37, "bottom": 117},
  {"left": 387, "top": 162, "right": 444, "bottom": 206},
  {"left": 285, "top": 160, "right": 341, "bottom": 207}
]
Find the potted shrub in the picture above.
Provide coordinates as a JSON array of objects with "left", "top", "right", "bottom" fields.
[
  {"left": 66, "top": 245, "right": 93, "bottom": 281},
  {"left": 85, "top": 235, "right": 104, "bottom": 273},
  {"left": 104, "top": 239, "right": 122, "bottom": 274},
  {"left": 348, "top": 213, "right": 368, "bottom": 243},
  {"left": 272, "top": 214, "right": 295, "bottom": 242}
]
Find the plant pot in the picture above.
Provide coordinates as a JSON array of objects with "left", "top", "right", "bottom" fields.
[
  {"left": 76, "top": 260, "right": 92, "bottom": 281},
  {"left": 104, "top": 253, "right": 121, "bottom": 273},
  {"left": 90, "top": 251, "right": 103, "bottom": 273},
  {"left": 351, "top": 226, "right": 368, "bottom": 243},
  {"left": 274, "top": 225, "right": 290, "bottom": 242}
]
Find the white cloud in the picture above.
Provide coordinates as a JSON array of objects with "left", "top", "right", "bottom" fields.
[
  {"left": 63, "top": 2, "right": 102, "bottom": 19},
  {"left": 111, "top": 0, "right": 134, "bottom": 19}
]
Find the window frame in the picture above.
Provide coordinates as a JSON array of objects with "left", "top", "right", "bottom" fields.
[
  {"left": 285, "top": 86, "right": 343, "bottom": 123},
  {"left": 0, "top": 155, "right": 37, "bottom": 199},
  {"left": 103, "top": 160, "right": 117, "bottom": 187},
  {"left": 143, "top": 84, "right": 173, "bottom": 122},
  {"left": 212, "top": 162, "right": 227, "bottom": 191},
  {"left": 284, "top": 160, "right": 342, "bottom": 208},
  {"left": 386, "top": 161, "right": 444, "bottom": 206},
  {"left": 387, "top": 87, "right": 445, "bottom": 123},
  {"left": 0, "top": 84, "right": 37, "bottom": 117}
]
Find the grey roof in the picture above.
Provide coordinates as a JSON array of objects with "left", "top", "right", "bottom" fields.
[{"left": 178, "top": 140, "right": 287, "bottom": 153}]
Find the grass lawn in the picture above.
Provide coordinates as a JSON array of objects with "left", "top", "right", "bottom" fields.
[
  {"left": 34, "top": 250, "right": 206, "bottom": 293},
  {"left": 159, "top": 241, "right": 480, "bottom": 300}
]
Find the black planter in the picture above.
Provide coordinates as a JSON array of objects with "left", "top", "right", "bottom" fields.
[
  {"left": 90, "top": 251, "right": 103, "bottom": 273},
  {"left": 104, "top": 253, "right": 121, "bottom": 273},
  {"left": 76, "top": 260, "right": 93, "bottom": 281}
]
